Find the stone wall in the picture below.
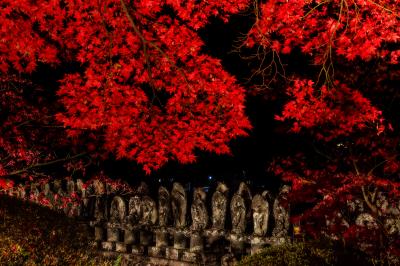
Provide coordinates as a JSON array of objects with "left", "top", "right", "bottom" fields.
[
  {"left": 3, "top": 179, "right": 292, "bottom": 265},
  {"left": 90, "top": 182, "right": 290, "bottom": 265}
]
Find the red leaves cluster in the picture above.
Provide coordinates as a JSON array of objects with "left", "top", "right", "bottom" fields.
[
  {"left": 247, "top": 0, "right": 399, "bottom": 64},
  {"left": 275, "top": 79, "right": 384, "bottom": 140}
]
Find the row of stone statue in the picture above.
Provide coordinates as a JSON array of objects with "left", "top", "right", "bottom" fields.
[
  {"left": 3, "top": 178, "right": 291, "bottom": 239},
  {"left": 92, "top": 181, "right": 290, "bottom": 239}
]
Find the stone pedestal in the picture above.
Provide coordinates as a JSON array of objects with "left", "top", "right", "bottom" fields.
[
  {"left": 148, "top": 246, "right": 165, "bottom": 258},
  {"left": 182, "top": 251, "right": 202, "bottom": 263},
  {"left": 173, "top": 230, "right": 187, "bottom": 249},
  {"left": 102, "top": 241, "right": 114, "bottom": 251},
  {"left": 115, "top": 242, "right": 127, "bottom": 252},
  {"left": 155, "top": 229, "right": 169, "bottom": 247},
  {"left": 229, "top": 234, "right": 245, "bottom": 255},
  {"left": 124, "top": 229, "right": 137, "bottom": 245},
  {"left": 166, "top": 247, "right": 184, "bottom": 260},
  {"left": 94, "top": 226, "right": 104, "bottom": 241},
  {"left": 107, "top": 227, "right": 120, "bottom": 242},
  {"left": 271, "top": 236, "right": 290, "bottom": 245},
  {"left": 189, "top": 232, "right": 204, "bottom": 252},
  {"left": 140, "top": 230, "right": 153, "bottom": 246},
  {"left": 131, "top": 245, "right": 145, "bottom": 255},
  {"left": 250, "top": 236, "right": 268, "bottom": 255},
  {"left": 205, "top": 229, "right": 224, "bottom": 244}
]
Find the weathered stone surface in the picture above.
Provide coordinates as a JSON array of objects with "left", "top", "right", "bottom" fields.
[
  {"left": 189, "top": 233, "right": 203, "bottom": 253},
  {"left": 173, "top": 230, "right": 187, "bottom": 249},
  {"left": 166, "top": 247, "right": 181, "bottom": 260},
  {"left": 131, "top": 245, "right": 145, "bottom": 255},
  {"left": 221, "top": 253, "right": 237, "bottom": 266},
  {"left": 127, "top": 196, "right": 141, "bottom": 225},
  {"left": 107, "top": 227, "right": 120, "bottom": 242},
  {"left": 140, "top": 230, "right": 153, "bottom": 246},
  {"left": 252, "top": 192, "right": 269, "bottom": 237},
  {"left": 148, "top": 246, "right": 165, "bottom": 258},
  {"left": 230, "top": 192, "right": 246, "bottom": 235},
  {"left": 171, "top": 183, "right": 187, "bottom": 229},
  {"left": 95, "top": 226, "right": 104, "bottom": 241},
  {"left": 110, "top": 196, "right": 126, "bottom": 224},
  {"left": 102, "top": 241, "right": 114, "bottom": 251},
  {"left": 124, "top": 229, "right": 137, "bottom": 245},
  {"left": 140, "top": 195, "right": 158, "bottom": 226},
  {"left": 182, "top": 251, "right": 201, "bottom": 263},
  {"left": 158, "top": 186, "right": 171, "bottom": 227},
  {"left": 191, "top": 188, "right": 208, "bottom": 231},
  {"left": 271, "top": 185, "right": 290, "bottom": 243},
  {"left": 115, "top": 242, "right": 127, "bottom": 253},
  {"left": 155, "top": 229, "right": 169, "bottom": 248},
  {"left": 211, "top": 182, "right": 228, "bottom": 230}
]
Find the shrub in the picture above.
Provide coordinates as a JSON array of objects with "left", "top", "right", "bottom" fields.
[
  {"left": 0, "top": 195, "right": 113, "bottom": 266},
  {"left": 238, "top": 240, "right": 382, "bottom": 266}
]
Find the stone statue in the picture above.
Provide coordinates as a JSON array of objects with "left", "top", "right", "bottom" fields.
[
  {"left": 171, "top": 182, "right": 187, "bottom": 229},
  {"left": 17, "top": 184, "right": 26, "bottom": 199},
  {"left": 137, "top": 181, "right": 149, "bottom": 196},
  {"left": 43, "top": 183, "right": 51, "bottom": 197},
  {"left": 67, "top": 179, "right": 75, "bottom": 194},
  {"left": 127, "top": 195, "right": 141, "bottom": 225},
  {"left": 221, "top": 253, "right": 237, "bottom": 266},
  {"left": 158, "top": 186, "right": 170, "bottom": 227},
  {"left": 211, "top": 182, "right": 228, "bottom": 230},
  {"left": 30, "top": 183, "right": 40, "bottom": 202},
  {"left": 53, "top": 179, "right": 62, "bottom": 191},
  {"left": 191, "top": 187, "right": 208, "bottom": 231},
  {"left": 230, "top": 182, "right": 252, "bottom": 234},
  {"left": 94, "top": 196, "right": 105, "bottom": 221},
  {"left": 272, "top": 185, "right": 290, "bottom": 241},
  {"left": 140, "top": 195, "right": 158, "bottom": 226},
  {"left": 93, "top": 179, "right": 105, "bottom": 195},
  {"left": 109, "top": 196, "right": 126, "bottom": 224},
  {"left": 230, "top": 190, "right": 246, "bottom": 235},
  {"left": 76, "top": 179, "right": 84, "bottom": 193},
  {"left": 252, "top": 191, "right": 270, "bottom": 237}
]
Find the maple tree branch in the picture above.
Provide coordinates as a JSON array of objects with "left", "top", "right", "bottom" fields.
[
  {"left": 5, "top": 152, "right": 87, "bottom": 177},
  {"left": 361, "top": 185, "right": 378, "bottom": 214},
  {"left": 366, "top": 0, "right": 400, "bottom": 19},
  {"left": 302, "top": 0, "right": 332, "bottom": 19}
]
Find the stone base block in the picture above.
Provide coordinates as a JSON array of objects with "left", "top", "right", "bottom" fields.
[
  {"left": 124, "top": 230, "right": 137, "bottom": 245},
  {"left": 140, "top": 230, "right": 153, "bottom": 246},
  {"left": 148, "top": 246, "right": 165, "bottom": 258},
  {"left": 89, "top": 240, "right": 100, "bottom": 249},
  {"left": 101, "top": 241, "right": 115, "bottom": 251},
  {"left": 182, "top": 251, "right": 202, "bottom": 263},
  {"left": 107, "top": 227, "right": 120, "bottom": 242},
  {"left": 115, "top": 242, "right": 127, "bottom": 253},
  {"left": 94, "top": 226, "right": 104, "bottom": 241},
  {"left": 131, "top": 245, "right": 145, "bottom": 255},
  {"left": 173, "top": 231, "right": 187, "bottom": 249},
  {"left": 165, "top": 247, "right": 183, "bottom": 260}
]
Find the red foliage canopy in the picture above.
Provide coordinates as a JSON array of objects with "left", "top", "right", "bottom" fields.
[{"left": 0, "top": 0, "right": 251, "bottom": 175}]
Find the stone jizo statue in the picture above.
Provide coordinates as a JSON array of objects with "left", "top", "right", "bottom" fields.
[
  {"left": 252, "top": 191, "right": 270, "bottom": 237},
  {"left": 171, "top": 182, "right": 187, "bottom": 229},
  {"left": 158, "top": 186, "right": 170, "bottom": 227},
  {"left": 211, "top": 182, "right": 228, "bottom": 230},
  {"left": 140, "top": 195, "right": 158, "bottom": 226},
  {"left": 109, "top": 196, "right": 126, "bottom": 224},
  {"left": 272, "top": 185, "right": 290, "bottom": 240},
  {"left": 191, "top": 187, "right": 208, "bottom": 231}
]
